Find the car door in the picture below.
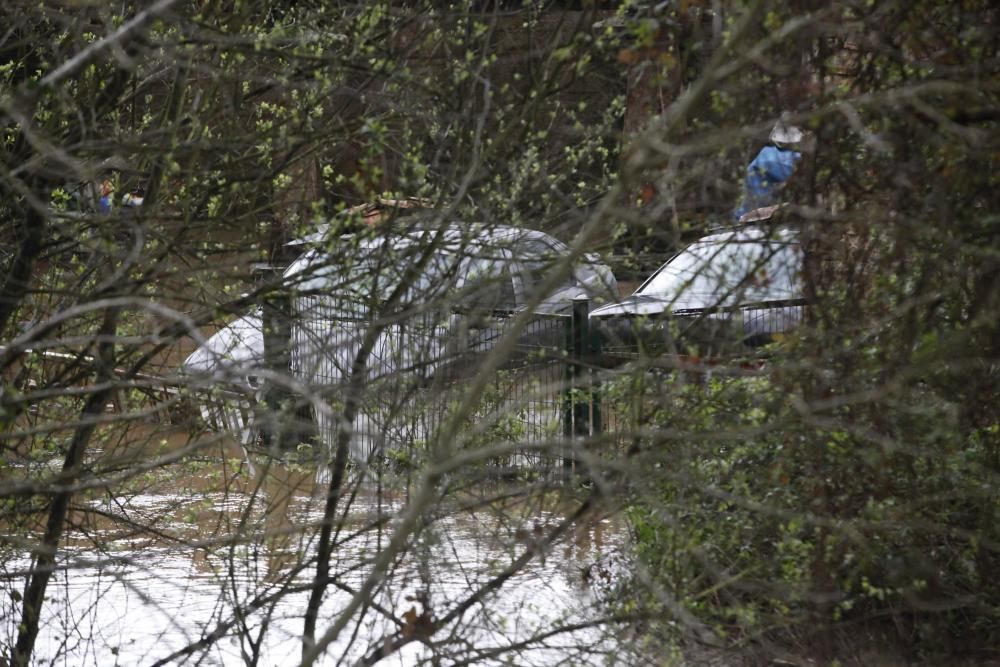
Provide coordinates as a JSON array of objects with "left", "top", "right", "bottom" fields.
[{"left": 432, "top": 249, "right": 519, "bottom": 377}]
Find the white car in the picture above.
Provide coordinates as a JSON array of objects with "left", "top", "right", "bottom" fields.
[
  {"left": 590, "top": 224, "right": 804, "bottom": 355},
  {"left": 182, "top": 223, "right": 617, "bottom": 450}
]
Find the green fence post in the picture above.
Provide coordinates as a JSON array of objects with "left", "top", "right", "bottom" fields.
[
  {"left": 562, "top": 298, "right": 591, "bottom": 472},
  {"left": 589, "top": 307, "right": 602, "bottom": 438},
  {"left": 259, "top": 268, "right": 290, "bottom": 450},
  {"left": 257, "top": 265, "right": 315, "bottom": 451}
]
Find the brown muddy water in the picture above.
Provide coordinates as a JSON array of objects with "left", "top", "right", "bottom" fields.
[{"left": 3, "top": 426, "right": 626, "bottom": 667}]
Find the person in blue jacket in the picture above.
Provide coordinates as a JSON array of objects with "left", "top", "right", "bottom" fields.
[
  {"left": 97, "top": 178, "right": 114, "bottom": 214},
  {"left": 733, "top": 122, "right": 804, "bottom": 220}
]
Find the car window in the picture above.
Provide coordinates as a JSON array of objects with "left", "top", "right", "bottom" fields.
[
  {"left": 639, "top": 236, "right": 801, "bottom": 306},
  {"left": 458, "top": 253, "right": 517, "bottom": 313},
  {"left": 291, "top": 246, "right": 462, "bottom": 321},
  {"left": 514, "top": 236, "right": 573, "bottom": 288}
]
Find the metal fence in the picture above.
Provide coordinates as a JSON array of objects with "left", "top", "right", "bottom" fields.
[
  {"left": 597, "top": 300, "right": 806, "bottom": 358},
  {"left": 4, "top": 297, "right": 802, "bottom": 473},
  {"left": 198, "top": 298, "right": 805, "bottom": 470},
  {"left": 285, "top": 295, "right": 600, "bottom": 470}
]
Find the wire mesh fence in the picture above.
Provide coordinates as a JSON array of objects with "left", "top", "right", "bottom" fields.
[
  {"left": 190, "top": 297, "right": 805, "bottom": 471},
  {"left": 4, "top": 295, "right": 803, "bottom": 470},
  {"left": 597, "top": 299, "right": 807, "bottom": 358},
  {"left": 287, "top": 294, "right": 595, "bottom": 471}
]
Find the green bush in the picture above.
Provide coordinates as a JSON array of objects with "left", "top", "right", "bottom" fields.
[{"left": 616, "top": 365, "right": 1000, "bottom": 658}]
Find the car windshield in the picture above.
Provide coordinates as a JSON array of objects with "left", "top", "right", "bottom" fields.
[
  {"left": 638, "top": 232, "right": 801, "bottom": 306},
  {"left": 289, "top": 244, "right": 463, "bottom": 321}
]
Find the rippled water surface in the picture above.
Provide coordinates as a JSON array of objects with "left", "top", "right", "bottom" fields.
[{"left": 6, "top": 435, "right": 624, "bottom": 666}]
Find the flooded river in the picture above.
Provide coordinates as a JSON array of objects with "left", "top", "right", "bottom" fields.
[{"left": 3, "top": 429, "right": 626, "bottom": 666}]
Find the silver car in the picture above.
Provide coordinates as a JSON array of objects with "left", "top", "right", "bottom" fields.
[
  {"left": 182, "top": 224, "right": 617, "bottom": 450},
  {"left": 590, "top": 224, "right": 804, "bottom": 356}
]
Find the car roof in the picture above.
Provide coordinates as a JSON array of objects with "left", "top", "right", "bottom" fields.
[
  {"left": 689, "top": 224, "right": 798, "bottom": 246},
  {"left": 289, "top": 221, "right": 556, "bottom": 250},
  {"left": 282, "top": 223, "right": 561, "bottom": 290}
]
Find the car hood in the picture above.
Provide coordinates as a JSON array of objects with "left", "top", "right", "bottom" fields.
[{"left": 182, "top": 312, "right": 264, "bottom": 374}]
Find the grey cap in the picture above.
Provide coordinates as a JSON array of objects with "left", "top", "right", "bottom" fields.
[{"left": 770, "top": 122, "right": 804, "bottom": 146}]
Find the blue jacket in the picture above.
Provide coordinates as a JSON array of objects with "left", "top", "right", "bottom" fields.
[{"left": 733, "top": 145, "right": 800, "bottom": 219}]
